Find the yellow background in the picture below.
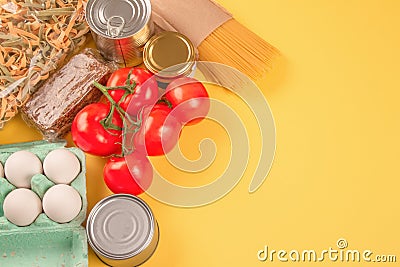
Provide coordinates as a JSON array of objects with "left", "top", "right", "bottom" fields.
[{"left": 1, "top": 0, "right": 400, "bottom": 266}]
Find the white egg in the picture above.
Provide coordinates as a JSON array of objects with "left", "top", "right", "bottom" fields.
[
  {"left": 0, "top": 162, "right": 4, "bottom": 177},
  {"left": 43, "top": 149, "right": 81, "bottom": 184},
  {"left": 3, "top": 188, "right": 42, "bottom": 226},
  {"left": 4, "top": 150, "right": 43, "bottom": 188},
  {"left": 43, "top": 184, "right": 82, "bottom": 223}
]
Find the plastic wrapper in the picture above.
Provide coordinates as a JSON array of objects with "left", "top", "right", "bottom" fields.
[
  {"left": 21, "top": 48, "right": 112, "bottom": 140},
  {"left": 0, "top": 0, "right": 90, "bottom": 129}
]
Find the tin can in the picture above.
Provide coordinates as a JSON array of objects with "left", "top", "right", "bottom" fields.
[
  {"left": 86, "top": 0, "right": 154, "bottom": 67},
  {"left": 143, "top": 31, "right": 197, "bottom": 88},
  {"left": 87, "top": 195, "right": 159, "bottom": 267}
]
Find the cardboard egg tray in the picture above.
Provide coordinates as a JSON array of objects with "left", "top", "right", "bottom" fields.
[{"left": 0, "top": 141, "right": 88, "bottom": 267}]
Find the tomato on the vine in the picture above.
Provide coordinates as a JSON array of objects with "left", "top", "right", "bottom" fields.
[
  {"left": 164, "top": 77, "right": 210, "bottom": 125},
  {"left": 71, "top": 103, "right": 122, "bottom": 157},
  {"left": 150, "top": 101, "right": 171, "bottom": 113},
  {"left": 106, "top": 68, "right": 159, "bottom": 116},
  {"left": 133, "top": 104, "right": 181, "bottom": 157},
  {"left": 103, "top": 154, "right": 153, "bottom": 196}
]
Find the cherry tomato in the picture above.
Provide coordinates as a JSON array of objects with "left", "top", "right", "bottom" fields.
[
  {"left": 106, "top": 68, "right": 159, "bottom": 116},
  {"left": 164, "top": 77, "right": 210, "bottom": 125},
  {"left": 103, "top": 154, "right": 153, "bottom": 195},
  {"left": 133, "top": 104, "right": 181, "bottom": 156},
  {"left": 71, "top": 103, "right": 122, "bottom": 157}
]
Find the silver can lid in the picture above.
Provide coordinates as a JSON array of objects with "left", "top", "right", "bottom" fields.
[
  {"left": 86, "top": 0, "right": 152, "bottom": 39},
  {"left": 87, "top": 194, "right": 156, "bottom": 259}
]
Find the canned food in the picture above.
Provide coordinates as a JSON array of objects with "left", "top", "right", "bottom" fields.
[
  {"left": 143, "top": 31, "right": 197, "bottom": 88},
  {"left": 87, "top": 195, "right": 159, "bottom": 267},
  {"left": 86, "top": 0, "right": 154, "bottom": 67}
]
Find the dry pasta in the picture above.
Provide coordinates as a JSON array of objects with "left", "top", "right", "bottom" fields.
[
  {"left": 0, "top": 0, "right": 89, "bottom": 128},
  {"left": 198, "top": 19, "right": 279, "bottom": 84}
]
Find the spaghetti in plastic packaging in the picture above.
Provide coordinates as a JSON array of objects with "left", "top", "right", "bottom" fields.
[
  {"left": 0, "top": 0, "right": 90, "bottom": 128},
  {"left": 150, "top": 0, "right": 279, "bottom": 88}
]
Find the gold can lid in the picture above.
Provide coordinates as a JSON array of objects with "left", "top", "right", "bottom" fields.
[{"left": 143, "top": 31, "right": 196, "bottom": 78}]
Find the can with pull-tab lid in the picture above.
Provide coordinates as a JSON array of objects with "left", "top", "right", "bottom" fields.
[
  {"left": 87, "top": 194, "right": 159, "bottom": 267},
  {"left": 86, "top": 0, "right": 154, "bottom": 67}
]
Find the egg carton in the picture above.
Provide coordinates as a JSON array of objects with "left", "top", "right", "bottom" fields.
[{"left": 0, "top": 141, "right": 87, "bottom": 267}]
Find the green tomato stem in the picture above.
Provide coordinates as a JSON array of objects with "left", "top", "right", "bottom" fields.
[
  {"left": 93, "top": 71, "right": 145, "bottom": 156},
  {"left": 94, "top": 81, "right": 142, "bottom": 130},
  {"left": 157, "top": 98, "right": 173, "bottom": 109},
  {"left": 94, "top": 81, "right": 127, "bottom": 115},
  {"left": 100, "top": 104, "right": 123, "bottom": 132}
]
